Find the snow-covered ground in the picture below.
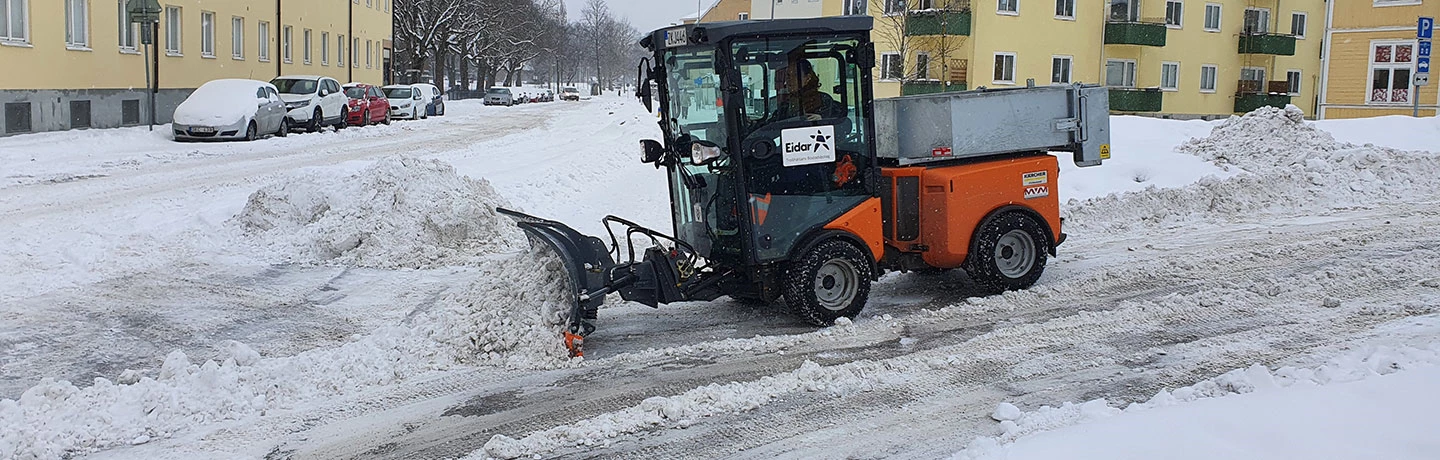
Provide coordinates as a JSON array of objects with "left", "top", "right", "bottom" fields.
[{"left": 0, "top": 98, "right": 1437, "bottom": 460}]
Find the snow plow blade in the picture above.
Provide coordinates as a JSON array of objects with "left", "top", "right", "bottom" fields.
[{"left": 497, "top": 208, "right": 616, "bottom": 357}]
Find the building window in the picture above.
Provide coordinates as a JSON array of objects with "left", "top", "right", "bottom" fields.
[
  {"left": 117, "top": 0, "right": 136, "bottom": 51},
  {"left": 915, "top": 52, "right": 931, "bottom": 80},
  {"left": 1368, "top": 42, "right": 1413, "bottom": 104},
  {"left": 1199, "top": 64, "right": 1217, "bottom": 92},
  {"left": 993, "top": 52, "right": 1016, "bottom": 83},
  {"left": 1240, "top": 66, "right": 1266, "bottom": 95},
  {"left": 164, "top": 5, "right": 181, "bottom": 55},
  {"left": 844, "top": 0, "right": 866, "bottom": 15},
  {"left": 5, "top": 102, "right": 32, "bottom": 133},
  {"left": 883, "top": 0, "right": 904, "bottom": 15},
  {"left": 1160, "top": 62, "right": 1179, "bottom": 90},
  {"left": 1164, "top": 0, "right": 1182, "bottom": 28},
  {"left": 880, "top": 53, "right": 903, "bottom": 79},
  {"left": 1051, "top": 56, "right": 1072, "bottom": 83},
  {"left": 231, "top": 17, "right": 243, "bottom": 59},
  {"left": 913, "top": 0, "right": 934, "bottom": 9},
  {"left": 366, "top": 39, "right": 372, "bottom": 68},
  {"left": 283, "top": 25, "right": 292, "bottom": 62},
  {"left": 1055, "top": 0, "right": 1074, "bottom": 18},
  {"left": 258, "top": 21, "right": 269, "bottom": 61},
  {"left": 321, "top": 31, "right": 328, "bottom": 65},
  {"left": 352, "top": 37, "right": 359, "bottom": 67},
  {"left": 1, "top": 0, "right": 30, "bottom": 43},
  {"left": 738, "top": 12, "right": 748, "bottom": 20},
  {"left": 1243, "top": 8, "right": 1269, "bottom": 34},
  {"left": 1105, "top": 59, "right": 1136, "bottom": 87},
  {"left": 66, "top": 0, "right": 89, "bottom": 48},
  {"left": 121, "top": 99, "right": 140, "bottom": 125},
  {"left": 303, "top": 29, "right": 312, "bottom": 64},
  {"left": 998, "top": 0, "right": 1018, "bottom": 15},
  {"left": 200, "top": 12, "right": 215, "bottom": 57},
  {"left": 1109, "top": 0, "right": 1139, "bottom": 21},
  {"left": 338, "top": 34, "right": 344, "bottom": 66},
  {"left": 1286, "top": 70, "right": 1301, "bottom": 95},
  {"left": 70, "top": 100, "right": 91, "bottom": 128},
  {"left": 1290, "top": 12, "right": 1306, "bottom": 38},
  {"left": 1203, "top": 3, "right": 1220, "bottom": 31}
]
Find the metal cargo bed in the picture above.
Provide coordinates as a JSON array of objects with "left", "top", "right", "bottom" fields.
[{"left": 872, "top": 83, "right": 1110, "bottom": 167}]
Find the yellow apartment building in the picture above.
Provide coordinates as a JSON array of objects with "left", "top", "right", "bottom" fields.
[
  {"left": 0, "top": 0, "right": 392, "bottom": 136},
  {"left": 1318, "top": 0, "right": 1436, "bottom": 118},
  {"left": 699, "top": 0, "right": 1323, "bottom": 118}
]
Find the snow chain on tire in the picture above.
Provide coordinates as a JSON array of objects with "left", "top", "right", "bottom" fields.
[
  {"left": 964, "top": 211, "right": 1049, "bottom": 295},
  {"left": 783, "top": 239, "right": 873, "bottom": 326}
]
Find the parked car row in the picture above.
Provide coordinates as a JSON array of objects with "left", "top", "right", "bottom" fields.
[
  {"left": 483, "top": 87, "right": 562, "bottom": 107},
  {"left": 172, "top": 77, "right": 447, "bottom": 142}
]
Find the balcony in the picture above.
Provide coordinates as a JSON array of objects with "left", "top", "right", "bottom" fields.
[
  {"left": 1104, "top": 21, "right": 1167, "bottom": 46},
  {"left": 905, "top": 9, "right": 972, "bottom": 36},
  {"left": 1238, "top": 33, "right": 1296, "bottom": 56},
  {"left": 1108, "top": 88, "right": 1163, "bottom": 112},
  {"left": 1234, "top": 80, "right": 1293, "bottom": 113},
  {"left": 902, "top": 81, "right": 968, "bottom": 96}
]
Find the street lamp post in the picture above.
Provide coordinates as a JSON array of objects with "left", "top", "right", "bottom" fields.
[{"left": 127, "top": 0, "right": 162, "bottom": 131}]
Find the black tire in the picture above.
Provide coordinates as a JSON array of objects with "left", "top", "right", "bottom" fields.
[
  {"left": 964, "top": 211, "right": 1049, "bottom": 295},
  {"left": 783, "top": 239, "right": 873, "bottom": 326},
  {"left": 276, "top": 118, "right": 288, "bottom": 137},
  {"left": 382, "top": 111, "right": 391, "bottom": 125},
  {"left": 308, "top": 109, "right": 323, "bottom": 133},
  {"left": 336, "top": 107, "right": 349, "bottom": 129},
  {"left": 244, "top": 121, "right": 257, "bottom": 141}
]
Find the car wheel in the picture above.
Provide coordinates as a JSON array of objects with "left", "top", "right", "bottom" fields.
[
  {"left": 276, "top": 118, "right": 289, "bottom": 137},
  {"left": 964, "top": 211, "right": 1049, "bottom": 295},
  {"left": 337, "top": 107, "right": 349, "bottom": 130},
  {"left": 309, "top": 108, "right": 323, "bottom": 133},
  {"left": 244, "top": 121, "right": 258, "bottom": 142},
  {"left": 783, "top": 239, "right": 872, "bottom": 326},
  {"left": 383, "top": 111, "right": 391, "bottom": 125}
]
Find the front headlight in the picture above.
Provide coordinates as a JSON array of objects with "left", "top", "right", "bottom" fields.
[
  {"left": 691, "top": 142, "right": 723, "bottom": 165},
  {"left": 286, "top": 100, "right": 311, "bottom": 110}
]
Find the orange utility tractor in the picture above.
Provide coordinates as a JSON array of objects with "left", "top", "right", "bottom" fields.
[{"left": 501, "top": 16, "right": 1109, "bottom": 356}]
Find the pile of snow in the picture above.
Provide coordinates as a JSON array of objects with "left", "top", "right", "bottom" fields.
[
  {"left": 954, "top": 343, "right": 1440, "bottom": 460},
  {"left": 1065, "top": 106, "right": 1440, "bottom": 230},
  {"left": 233, "top": 156, "right": 525, "bottom": 268},
  {"left": 1057, "top": 116, "right": 1233, "bottom": 201},
  {"left": 0, "top": 251, "right": 576, "bottom": 459}
]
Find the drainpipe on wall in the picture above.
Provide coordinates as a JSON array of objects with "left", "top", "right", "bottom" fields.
[
  {"left": 276, "top": 0, "right": 283, "bottom": 78},
  {"left": 348, "top": 0, "right": 354, "bottom": 83}
]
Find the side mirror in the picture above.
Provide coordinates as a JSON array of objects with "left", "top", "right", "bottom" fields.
[
  {"left": 640, "top": 139, "right": 666, "bottom": 167},
  {"left": 414, "top": 94, "right": 422, "bottom": 100},
  {"left": 258, "top": 97, "right": 269, "bottom": 107}
]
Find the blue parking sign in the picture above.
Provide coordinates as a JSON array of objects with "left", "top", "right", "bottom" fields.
[
  {"left": 1420, "top": 57, "right": 1432, "bottom": 74},
  {"left": 1422, "top": 17, "right": 1434, "bottom": 39}
]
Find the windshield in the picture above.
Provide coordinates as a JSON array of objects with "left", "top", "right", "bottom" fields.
[
  {"left": 562, "top": 88, "right": 578, "bottom": 93},
  {"left": 272, "top": 79, "right": 317, "bottom": 95},
  {"left": 663, "top": 47, "right": 725, "bottom": 147},
  {"left": 384, "top": 87, "right": 412, "bottom": 98},
  {"left": 487, "top": 88, "right": 510, "bottom": 95},
  {"left": 344, "top": 87, "right": 367, "bottom": 98}
]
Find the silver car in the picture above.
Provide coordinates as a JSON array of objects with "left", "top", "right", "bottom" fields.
[
  {"left": 484, "top": 87, "right": 515, "bottom": 107},
  {"left": 173, "top": 79, "right": 289, "bottom": 142}
]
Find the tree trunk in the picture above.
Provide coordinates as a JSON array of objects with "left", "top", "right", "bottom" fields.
[
  {"left": 460, "top": 59, "right": 472, "bottom": 92},
  {"left": 512, "top": 66, "right": 524, "bottom": 87},
  {"left": 433, "top": 48, "right": 448, "bottom": 91}
]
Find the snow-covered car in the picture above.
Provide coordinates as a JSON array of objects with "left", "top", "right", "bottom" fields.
[
  {"left": 271, "top": 75, "right": 349, "bottom": 132},
  {"left": 172, "top": 79, "right": 289, "bottom": 142},
  {"left": 484, "top": 87, "right": 514, "bottom": 107},
  {"left": 342, "top": 83, "right": 392, "bottom": 126},
  {"left": 560, "top": 87, "right": 580, "bottom": 101},
  {"left": 382, "top": 85, "right": 424, "bottom": 120},
  {"left": 413, "top": 83, "right": 446, "bottom": 117}
]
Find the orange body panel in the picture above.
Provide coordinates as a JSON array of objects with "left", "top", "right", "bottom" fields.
[
  {"left": 880, "top": 155, "right": 1062, "bottom": 269},
  {"left": 824, "top": 197, "right": 885, "bottom": 263}
]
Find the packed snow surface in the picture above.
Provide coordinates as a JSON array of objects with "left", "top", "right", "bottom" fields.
[
  {"left": 233, "top": 156, "right": 526, "bottom": 268},
  {"left": 172, "top": 79, "right": 272, "bottom": 126}
]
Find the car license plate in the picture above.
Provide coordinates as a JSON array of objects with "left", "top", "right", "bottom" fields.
[
  {"left": 191, "top": 126, "right": 216, "bottom": 134},
  {"left": 664, "top": 28, "right": 688, "bottom": 48}
]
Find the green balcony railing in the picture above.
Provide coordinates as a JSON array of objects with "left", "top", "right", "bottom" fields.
[
  {"left": 905, "top": 10, "right": 972, "bottom": 36},
  {"left": 1104, "top": 21, "right": 1167, "bottom": 46},
  {"left": 901, "top": 81, "right": 968, "bottom": 96},
  {"left": 1108, "top": 88, "right": 1163, "bottom": 112},
  {"left": 1234, "top": 93, "right": 1292, "bottom": 113},
  {"left": 1238, "top": 33, "right": 1297, "bottom": 55}
]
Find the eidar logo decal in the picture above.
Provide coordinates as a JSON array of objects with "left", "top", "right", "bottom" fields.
[{"left": 781, "top": 125, "right": 837, "bottom": 167}]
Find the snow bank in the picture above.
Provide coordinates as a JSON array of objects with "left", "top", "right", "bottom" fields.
[
  {"left": 0, "top": 252, "right": 576, "bottom": 459},
  {"left": 233, "top": 156, "right": 525, "bottom": 268},
  {"left": 1065, "top": 106, "right": 1440, "bottom": 230},
  {"left": 953, "top": 343, "right": 1440, "bottom": 460}
]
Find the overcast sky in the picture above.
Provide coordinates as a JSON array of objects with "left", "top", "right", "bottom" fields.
[{"left": 562, "top": 0, "right": 710, "bottom": 34}]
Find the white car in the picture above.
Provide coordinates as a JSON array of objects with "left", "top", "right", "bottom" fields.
[
  {"left": 382, "top": 85, "right": 425, "bottom": 120},
  {"left": 271, "top": 75, "right": 349, "bottom": 132},
  {"left": 172, "top": 79, "right": 289, "bottom": 142},
  {"left": 412, "top": 83, "right": 445, "bottom": 117}
]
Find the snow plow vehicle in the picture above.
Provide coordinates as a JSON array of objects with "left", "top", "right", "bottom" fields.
[{"left": 501, "top": 16, "right": 1109, "bottom": 357}]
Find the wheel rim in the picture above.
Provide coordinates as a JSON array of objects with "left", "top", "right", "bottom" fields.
[
  {"left": 994, "top": 229, "right": 1037, "bottom": 278},
  {"left": 813, "top": 258, "right": 860, "bottom": 311},
  {"left": 246, "top": 123, "right": 255, "bottom": 140}
]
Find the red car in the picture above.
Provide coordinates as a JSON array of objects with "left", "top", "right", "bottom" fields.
[{"left": 342, "top": 83, "right": 392, "bottom": 126}]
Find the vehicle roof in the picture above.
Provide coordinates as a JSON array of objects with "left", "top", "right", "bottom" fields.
[
  {"left": 343, "top": 82, "right": 375, "bottom": 88},
  {"left": 380, "top": 84, "right": 417, "bottom": 89},
  {"left": 273, "top": 75, "right": 332, "bottom": 81},
  {"left": 641, "top": 16, "right": 873, "bottom": 51}
]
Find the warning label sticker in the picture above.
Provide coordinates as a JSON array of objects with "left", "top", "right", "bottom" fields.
[{"left": 1022, "top": 171, "right": 1049, "bottom": 186}]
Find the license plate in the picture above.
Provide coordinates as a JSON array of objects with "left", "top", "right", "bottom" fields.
[
  {"left": 664, "top": 28, "right": 688, "bottom": 48},
  {"left": 191, "top": 126, "right": 215, "bottom": 134}
]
